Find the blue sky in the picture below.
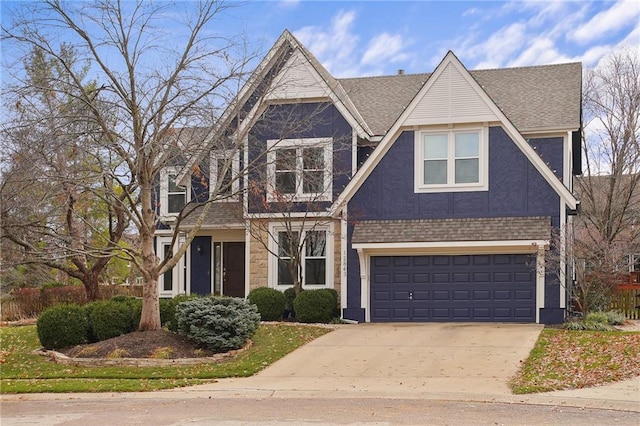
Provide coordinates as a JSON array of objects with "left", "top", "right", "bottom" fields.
[{"left": 224, "top": 0, "right": 639, "bottom": 77}]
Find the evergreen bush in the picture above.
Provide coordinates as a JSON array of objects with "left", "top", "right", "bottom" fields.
[
  {"left": 293, "top": 289, "right": 334, "bottom": 323},
  {"left": 160, "top": 294, "right": 200, "bottom": 331},
  {"left": 247, "top": 287, "right": 287, "bottom": 321},
  {"left": 283, "top": 287, "right": 297, "bottom": 318},
  {"left": 37, "top": 303, "right": 89, "bottom": 350},
  {"left": 90, "top": 299, "right": 138, "bottom": 341},
  {"left": 175, "top": 297, "right": 260, "bottom": 353}
]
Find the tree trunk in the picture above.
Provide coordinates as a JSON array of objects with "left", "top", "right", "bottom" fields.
[
  {"left": 138, "top": 179, "right": 162, "bottom": 331},
  {"left": 139, "top": 275, "right": 160, "bottom": 331},
  {"left": 83, "top": 273, "right": 101, "bottom": 301}
]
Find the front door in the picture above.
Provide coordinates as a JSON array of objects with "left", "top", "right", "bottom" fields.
[{"left": 222, "top": 242, "right": 245, "bottom": 297}]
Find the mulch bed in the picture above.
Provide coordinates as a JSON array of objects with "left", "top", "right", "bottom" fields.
[{"left": 61, "top": 330, "right": 215, "bottom": 359}]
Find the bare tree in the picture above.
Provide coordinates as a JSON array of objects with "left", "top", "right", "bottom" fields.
[
  {"left": 1, "top": 45, "right": 128, "bottom": 300},
  {"left": 2, "top": 0, "right": 255, "bottom": 330},
  {"left": 569, "top": 47, "right": 640, "bottom": 312}
]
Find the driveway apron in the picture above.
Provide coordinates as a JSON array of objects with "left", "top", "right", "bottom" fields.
[{"left": 190, "top": 323, "right": 543, "bottom": 398}]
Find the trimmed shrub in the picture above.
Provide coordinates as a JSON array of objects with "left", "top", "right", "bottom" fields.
[
  {"left": 175, "top": 297, "right": 260, "bottom": 353},
  {"left": 160, "top": 294, "right": 200, "bottom": 332},
  {"left": 247, "top": 287, "right": 287, "bottom": 321},
  {"left": 293, "top": 289, "right": 334, "bottom": 323},
  {"left": 316, "top": 288, "right": 340, "bottom": 317},
  {"left": 37, "top": 304, "right": 89, "bottom": 350},
  {"left": 90, "top": 300, "right": 138, "bottom": 341}
]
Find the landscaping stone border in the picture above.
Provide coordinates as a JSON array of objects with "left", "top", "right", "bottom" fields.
[{"left": 32, "top": 340, "right": 252, "bottom": 367}]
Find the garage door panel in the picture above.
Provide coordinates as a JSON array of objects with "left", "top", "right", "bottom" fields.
[{"left": 370, "top": 254, "right": 535, "bottom": 322}]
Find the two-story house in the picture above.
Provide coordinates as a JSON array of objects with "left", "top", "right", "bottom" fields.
[{"left": 155, "top": 30, "right": 582, "bottom": 324}]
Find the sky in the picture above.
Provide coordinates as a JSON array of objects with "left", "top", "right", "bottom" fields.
[{"left": 221, "top": 0, "right": 640, "bottom": 77}]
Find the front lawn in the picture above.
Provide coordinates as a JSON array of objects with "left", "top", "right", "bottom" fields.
[
  {"left": 0, "top": 323, "right": 330, "bottom": 393},
  {"left": 511, "top": 329, "right": 640, "bottom": 394}
]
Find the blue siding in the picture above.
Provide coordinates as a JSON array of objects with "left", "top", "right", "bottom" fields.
[
  {"left": 350, "top": 127, "right": 561, "bottom": 221},
  {"left": 247, "top": 102, "right": 353, "bottom": 213},
  {"left": 344, "top": 126, "right": 567, "bottom": 322}
]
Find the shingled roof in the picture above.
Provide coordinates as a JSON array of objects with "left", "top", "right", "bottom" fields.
[
  {"left": 352, "top": 216, "right": 552, "bottom": 244},
  {"left": 338, "top": 62, "right": 582, "bottom": 136}
]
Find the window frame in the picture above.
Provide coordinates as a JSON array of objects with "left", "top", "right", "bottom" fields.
[
  {"left": 210, "top": 149, "right": 240, "bottom": 202},
  {"left": 630, "top": 254, "right": 640, "bottom": 272},
  {"left": 266, "top": 138, "right": 333, "bottom": 202},
  {"left": 159, "top": 167, "right": 189, "bottom": 217},
  {"left": 268, "top": 222, "right": 334, "bottom": 290},
  {"left": 414, "top": 127, "right": 488, "bottom": 193},
  {"left": 156, "top": 235, "right": 184, "bottom": 298}
]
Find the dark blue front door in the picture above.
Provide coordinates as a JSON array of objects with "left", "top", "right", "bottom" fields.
[
  {"left": 190, "top": 236, "right": 212, "bottom": 296},
  {"left": 370, "top": 254, "right": 535, "bottom": 322}
]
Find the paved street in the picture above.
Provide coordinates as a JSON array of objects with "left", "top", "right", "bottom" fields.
[{"left": 3, "top": 396, "right": 640, "bottom": 425}]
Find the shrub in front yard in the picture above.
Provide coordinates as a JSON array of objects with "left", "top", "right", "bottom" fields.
[
  {"left": 563, "top": 310, "right": 625, "bottom": 331},
  {"left": 90, "top": 299, "right": 139, "bottom": 341},
  {"left": 175, "top": 297, "right": 260, "bottom": 353},
  {"left": 293, "top": 289, "right": 335, "bottom": 323},
  {"left": 160, "top": 294, "right": 201, "bottom": 331},
  {"left": 37, "top": 304, "right": 89, "bottom": 350},
  {"left": 247, "top": 287, "right": 287, "bottom": 321}
]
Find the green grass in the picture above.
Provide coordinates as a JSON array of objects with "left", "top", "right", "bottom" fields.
[
  {"left": 0, "top": 324, "right": 331, "bottom": 393},
  {"left": 510, "top": 329, "right": 640, "bottom": 394}
]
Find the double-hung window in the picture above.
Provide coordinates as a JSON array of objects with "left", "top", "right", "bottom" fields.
[
  {"left": 267, "top": 138, "right": 332, "bottom": 202},
  {"left": 271, "top": 225, "right": 332, "bottom": 288},
  {"left": 415, "top": 128, "right": 487, "bottom": 192},
  {"left": 160, "top": 167, "right": 187, "bottom": 216},
  {"left": 210, "top": 150, "right": 240, "bottom": 201}
]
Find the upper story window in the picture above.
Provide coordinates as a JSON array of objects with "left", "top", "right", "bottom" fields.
[
  {"left": 160, "top": 167, "right": 187, "bottom": 216},
  {"left": 210, "top": 150, "right": 240, "bottom": 201},
  {"left": 415, "top": 127, "right": 488, "bottom": 193},
  {"left": 267, "top": 138, "right": 332, "bottom": 202}
]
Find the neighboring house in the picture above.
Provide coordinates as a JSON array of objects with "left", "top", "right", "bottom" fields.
[{"left": 154, "top": 30, "right": 582, "bottom": 324}]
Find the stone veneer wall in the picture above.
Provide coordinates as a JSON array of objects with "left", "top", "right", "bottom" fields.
[{"left": 248, "top": 220, "right": 269, "bottom": 291}]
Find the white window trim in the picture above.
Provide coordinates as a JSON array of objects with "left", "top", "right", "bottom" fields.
[
  {"left": 210, "top": 149, "right": 240, "bottom": 202},
  {"left": 630, "top": 254, "right": 640, "bottom": 272},
  {"left": 414, "top": 126, "right": 488, "bottom": 193},
  {"left": 159, "top": 167, "right": 189, "bottom": 217},
  {"left": 268, "top": 221, "right": 334, "bottom": 290},
  {"left": 156, "top": 235, "right": 184, "bottom": 298},
  {"left": 266, "top": 138, "right": 333, "bottom": 203}
]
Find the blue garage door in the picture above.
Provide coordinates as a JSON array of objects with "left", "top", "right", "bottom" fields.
[{"left": 370, "top": 254, "right": 535, "bottom": 322}]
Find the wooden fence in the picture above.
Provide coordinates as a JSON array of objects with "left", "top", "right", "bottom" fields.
[{"left": 611, "top": 285, "right": 640, "bottom": 320}]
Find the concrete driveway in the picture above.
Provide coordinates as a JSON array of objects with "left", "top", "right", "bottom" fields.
[{"left": 185, "top": 322, "right": 543, "bottom": 398}]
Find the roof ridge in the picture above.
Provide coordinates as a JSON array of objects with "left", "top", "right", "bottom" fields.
[
  {"left": 338, "top": 72, "right": 429, "bottom": 82},
  {"left": 472, "top": 61, "right": 582, "bottom": 73}
]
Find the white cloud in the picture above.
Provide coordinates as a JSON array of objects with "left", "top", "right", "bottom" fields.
[
  {"left": 361, "top": 32, "right": 407, "bottom": 66},
  {"left": 294, "top": 10, "right": 359, "bottom": 76},
  {"left": 508, "top": 38, "right": 572, "bottom": 67},
  {"left": 451, "top": 22, "right": 527, "bottom": 68},
  {"left": 571, "top": 0, "right": 640, "bottom": 43}
]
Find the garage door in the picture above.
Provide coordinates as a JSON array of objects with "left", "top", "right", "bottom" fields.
[{"left": 370, "top": 254, "right": 535, "bottom": 322}]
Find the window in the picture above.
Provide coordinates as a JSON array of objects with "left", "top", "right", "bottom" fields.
[
  {"left": 270, "top": 224, "right": 333, "bottom": 288},
  {"left": 157, "top": 236, "right": 183, "bottom": 297},
  {"left": 160, "top": 167, "right": 188, "bottom": 216},
  {"left": 267, "top": 138, "right": 332, "bottom": 202},
  {"left": 630, "top": 254, "right": 640, "bottom": 272},
  {"left": 210, "top": 150, "right": 240, "bottom": 201},
  {"left": 415, "top": 128, "right": 487, "bottom": 192}
]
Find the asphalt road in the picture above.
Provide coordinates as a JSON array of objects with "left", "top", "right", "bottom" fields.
[{"left": 2, "top": 396, "right": 639, "bottom": 425}]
